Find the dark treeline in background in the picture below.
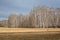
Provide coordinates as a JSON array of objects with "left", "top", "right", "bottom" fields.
[{"left": 8, "top": 6, "right": 60, "bottom": 28}]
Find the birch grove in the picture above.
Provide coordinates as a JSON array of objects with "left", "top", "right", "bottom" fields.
[{"left": 8, "top": 6, "right": 60, "bottom": 28}]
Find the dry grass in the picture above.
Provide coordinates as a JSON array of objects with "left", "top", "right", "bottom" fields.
[
  {"left": 0, "top": 28, "right": 60, "bottom": 32},
  {"left": 0, "top": 28, "right": 59, "bottom": 40},
  {"left": 0, "top": 32, "right": 60, "bottom": 40}
]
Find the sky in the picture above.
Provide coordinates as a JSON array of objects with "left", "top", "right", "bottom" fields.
[{"left": 0, "top": 0, "right": 60, "bottom": 20}]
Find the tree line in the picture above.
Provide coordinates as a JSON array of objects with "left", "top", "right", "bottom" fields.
[{"left": 8, "top": 6, "right": 60, "bottom": 28}]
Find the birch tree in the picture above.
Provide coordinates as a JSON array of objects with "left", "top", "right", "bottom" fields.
[
  {"left": 47, "top": 8, "right": 55, "bottom": 28},
  {"left": 55, "top": 8, "right": 60, "bottom": 28},
  {"left": 8, "top": 14, "right": 18, "bottom": 28}
]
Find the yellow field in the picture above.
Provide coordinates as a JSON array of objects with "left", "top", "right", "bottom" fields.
[
  {"left": 0, "top": 28, "right": 60, "bottom": 40},
  {"left": 0, "top": 28, "right": 60, "bottom": 33},
  {"left": 0, "top": 28, "right": 60, "bottom": 35}
]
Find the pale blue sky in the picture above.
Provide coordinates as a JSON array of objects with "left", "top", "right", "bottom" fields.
[{"left": 0, "top": 0, "right": 60, "bottom": 20}]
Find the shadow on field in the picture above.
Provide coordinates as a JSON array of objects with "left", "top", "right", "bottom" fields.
[{"left": 0, "top": 32, "right": 60, "bottom": 40}]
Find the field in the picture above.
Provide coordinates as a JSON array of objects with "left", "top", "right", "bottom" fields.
[{"left": 0, "top": 28, "right": 60, "bottom": 40}]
